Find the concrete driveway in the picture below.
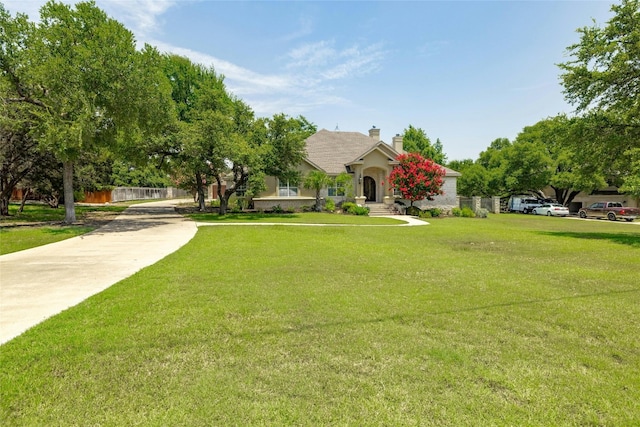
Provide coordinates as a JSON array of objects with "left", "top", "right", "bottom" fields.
[{"left": 0, "top": 200, "right": 197, "bottom": 345}]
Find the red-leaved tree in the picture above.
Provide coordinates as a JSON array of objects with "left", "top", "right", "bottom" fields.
[{"left": 388, "top": 153, "right": 446, "bottom": 207}]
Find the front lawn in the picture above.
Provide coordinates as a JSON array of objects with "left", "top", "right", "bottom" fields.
[
  {"left": 0, "top": 203, "right": 130, "bottom": 255},
  {"left": 188, "top": 211, "right": 403, "bottom": 225},
  {"left": 0, "top": 203, "right": 129, "bottom": 224},
  {"left": 1, "top": 215, "right": 638, "bottom": 425},
  {"left": 0, "top": 226, "right": 94, "bottom": 255}
]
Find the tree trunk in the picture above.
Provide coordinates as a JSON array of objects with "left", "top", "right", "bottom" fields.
[
  {"left": 552, "top": 187, "right": 580, "bottom": 207},
  {"left": 564, "top": 190, "right": 581, "bottom": 207},
  {"left": 18, "top": 188, "right": 31, "bottom": 213},
  {"left": 315, "top": 189, "right": 322, "bottom": 212},
  {"left": 197, "top": 188, "right": 206, "bottom": 211},
  {"left": 219, "top": 194, "right": 229, "bottom": 215},
  {"left": 0, "top": 195, "right": 8, "bottom": 216},
  {"left": 0, "top": 179, "right": 11, "bottom": 216},
  {"left": 195, "top": 171, "right": 206, "bottom": 211},
  {"left": 63, "top": 161, "right": 76, "bottom": 224}
]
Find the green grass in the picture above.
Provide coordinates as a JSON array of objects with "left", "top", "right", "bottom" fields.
[
  {"left": 0, "top": 203, "right": 128, "bottom": 224},
  {"left": 1, "top": 215, "right": 639, "bottom": 425},
  {"left": 188, "top": 211, "right": 403, "bottom": 225},
  {"left": 0, "top": 226, "right": 94, "bottom": 255},
  {"left": 0, "top": 203, "right": 129, "bottom": 255}
]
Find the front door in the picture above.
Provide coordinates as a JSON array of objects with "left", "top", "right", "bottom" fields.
[{"left": 363, "top": 176, "right": 376, "bottom": 202}]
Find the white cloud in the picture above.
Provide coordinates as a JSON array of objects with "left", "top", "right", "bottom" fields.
[
  {"left": 418, "top": 40, "right": 451, "bottom": 58},
  {"left": 3, "top": 0, "right": 180, "bottom": 37},
  {"left": 2, "top": 0, "right": 49, "bottom": 19},
  {"left": 287, "top": 41, "right": 336, "bottom": 69},
  {"left": 98, "top": 0, "right": 179, "bottom": 37},
  {"left": 3, "top": 0, "right": 385, "bottom": 118},
  {"left": 152, "top": 37, "right": 386, "bottom": 117},
  {"left": 286, "top": 40, "right": 386, "bottom": 80},
  {"left": 320, "top": 43, "right": 386, "bottom": 80},
  {"left": 279, "top": 16, "right": 313, "bottom": 42}
]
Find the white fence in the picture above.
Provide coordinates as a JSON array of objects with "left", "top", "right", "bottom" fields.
[{"left": 111, "top": 187, "right": 190, "bottom": 202}]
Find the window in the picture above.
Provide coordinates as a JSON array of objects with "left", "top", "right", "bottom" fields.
[
  {"left": 278, "top": 180, "right": 298, "bottom": 197},
  {"left": 236, "top": 184, "right": 247, "bottom": 197},
  {"left": 327, "top": 178, "right": 345, "bottom": 197}
]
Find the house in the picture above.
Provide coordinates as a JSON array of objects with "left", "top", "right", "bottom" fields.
[{"left": 251, "top": 127, "right": 461, "bottom": 213}]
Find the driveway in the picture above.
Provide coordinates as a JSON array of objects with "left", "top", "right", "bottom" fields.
[{"left": 0, "top": 200, "right": 197, "bottom": 345}]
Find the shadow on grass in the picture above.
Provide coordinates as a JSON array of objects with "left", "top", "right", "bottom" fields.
[
  {"left": 538, "top": 231, "right": 640, "bottom": 248},
  {"left": 44, "top": 227, "right": 93, "bottom": 235},
  {"left": 232, "top": 288, "right": 640, "bottom": 338},
  {"left": 2, "top": 204, "right": 127, "bottom": 224}
]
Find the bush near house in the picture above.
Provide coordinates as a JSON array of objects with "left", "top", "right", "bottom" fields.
[
  {"left": 418, "top": 208, "right": 443, "bottom": 219},
  {"left": 339, "top": 202, "right": 369, "bottom": 216},
  {"left": 324, "top": 198, "right": 335, "bottom": 213}
]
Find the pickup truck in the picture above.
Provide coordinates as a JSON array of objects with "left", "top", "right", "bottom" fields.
[{"left": 578, "top": 202, "right": 640, "bottom": 222}]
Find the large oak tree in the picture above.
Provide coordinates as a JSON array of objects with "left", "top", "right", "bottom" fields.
[
  {"left": 1, "top": 1, "right": 173, "bottom": 223},
  {"left": 558, "top": 0, "right": 640, "bottom": 195}
]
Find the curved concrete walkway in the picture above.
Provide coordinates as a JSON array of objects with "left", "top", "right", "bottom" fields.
[
  {"left": 0, "top": 206, "right": 425, "bottom": 345},
  {"left": 194, "top": 215, "right": 429, "bottom": 227},
  {"left": 0, "top": 200, "right": 197, "bottom": 345}
]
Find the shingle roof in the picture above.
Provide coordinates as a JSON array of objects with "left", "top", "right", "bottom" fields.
[
  {"left": 304, "top": 128, "right": 461, "bottom": 177},
  {"left": 305, "top": 129, "right": 384, "bottom": 174}
]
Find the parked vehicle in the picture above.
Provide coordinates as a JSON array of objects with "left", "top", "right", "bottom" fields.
[
  {"left": 508, "top": 196, "right": 544, "bottom": 214},
  {"left": 578, "top": 202, "right": 640, "bottom": 222},
  {"left": 532, "top": 203, "right": 570, "bottom": 217}
]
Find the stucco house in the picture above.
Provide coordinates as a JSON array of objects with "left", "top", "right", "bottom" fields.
[{"left": 251, "top": 127, "right": 461, "bottom": 213}]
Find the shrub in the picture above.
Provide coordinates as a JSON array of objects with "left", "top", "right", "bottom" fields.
[
  {"left": 210, "top": 199, "right": 220, "bottom": 208},
  {"left": 324, "top": 198, "right": 335, "bottom": 213},
  {"left": 406, "top": 206, "right": 421, "bottom": 216},
  {"left": 475, "top": 208, "right": 489, "bottom": 218},
  {"left": 452, "top": 207, "right": 462, "bottom": 217},
  {"left": 461, "top": 207, "right": 475, "bottom": 218},
  {"left": 428, "top": 208, "right": 442, "bottom": 217},
  {"left": 341, "top": 202, "right": 357, "bottom": 213},
  {"left": 350, "top": 205, "right": 370, "bottom": 216},
  {"left": 74, "top": 190, "right": 86, "bottom": 202},
  {"left": 418, "top": 210, "right": 432, "bottom": 219},
  {"left": 340, "top": 202, "right": 369, "bottom": 215},
  {"left": 272, "top": 205, "right": 283, "bottom": 214}
]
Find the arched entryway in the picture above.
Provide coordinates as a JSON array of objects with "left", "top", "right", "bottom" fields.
[{"left": 363, "top": 176, "right": 376, "bottom": 202}]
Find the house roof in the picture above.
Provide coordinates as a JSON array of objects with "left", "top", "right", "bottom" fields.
[
  {"left": 304, "top": 128, "right": 461, "bottom": 177},
  {"left": 305, "top": 129, "right": 384, "bottom": 174}
]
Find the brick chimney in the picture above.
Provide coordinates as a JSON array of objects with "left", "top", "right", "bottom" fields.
[
  {"left": 392, "top": 134, "right": 404, "bottom": 153},
  {"left": 369, "top": 126, "right": 380, "bottom": 142}
]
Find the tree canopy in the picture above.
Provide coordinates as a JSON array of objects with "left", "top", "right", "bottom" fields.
[
  {"left": 401, "top": 125, "right": 447, "bottom": 165},
  {"left": 559, "top": 0, "right": 640, "bottom": 121},
  {"left": 1, "top": 1, "right": 174, "bottom": 222},
  {"left": 558, "top": 0, "right": 640, "bottom": 196},
  {"left": 303, "top": 170, "right": 331, "bottom": 212}
]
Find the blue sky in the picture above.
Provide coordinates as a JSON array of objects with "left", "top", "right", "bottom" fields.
[{"left": 5, "top": 0, "right": 615, "bottom": 161}]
